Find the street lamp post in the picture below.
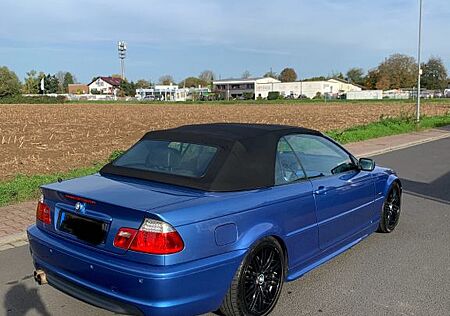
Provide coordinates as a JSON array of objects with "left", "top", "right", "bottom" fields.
[
  {"left": 416, "top": 0, "right": 423, "bottom": 123},
  {"left": 118, "top": 41, "right": 127, "bottom": 80}
]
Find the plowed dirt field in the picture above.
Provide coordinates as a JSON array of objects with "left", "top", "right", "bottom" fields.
[{"left": 1, "top": 101, "right": 448, "bottom": 180}]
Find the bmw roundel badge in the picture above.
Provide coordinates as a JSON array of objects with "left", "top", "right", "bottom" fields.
[{"left": 74, "top": 202, "right": 85, "bottom": 213}]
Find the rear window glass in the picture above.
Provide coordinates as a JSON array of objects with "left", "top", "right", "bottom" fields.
[{"left": 112, "top": 140, "right": 218, "bottom": 178}]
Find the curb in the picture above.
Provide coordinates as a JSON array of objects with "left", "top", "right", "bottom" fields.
[
  {"left": 352, "top": 131, "right": 450, "bottom": 157},
  {"left": 0, "top": 232, "right": 28, "bottom": 251}
]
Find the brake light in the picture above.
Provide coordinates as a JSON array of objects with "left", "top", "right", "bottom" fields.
[
  {"left": 64, "top": 194, "right": 96, "bottom": 205},
  {"left": 36, "top": 195, "right": 51, "bottom": 224},
  {"left": 114, "top": 219, "right": 184, "bottom": 255}
]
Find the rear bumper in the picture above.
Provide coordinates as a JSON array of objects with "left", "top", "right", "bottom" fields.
[{"left": 27, "top": 225, "right": 245, "bottom": 316}]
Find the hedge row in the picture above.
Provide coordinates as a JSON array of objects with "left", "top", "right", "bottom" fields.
[{"left": 0, "top": 95, "right": 66, "bottom": 104}]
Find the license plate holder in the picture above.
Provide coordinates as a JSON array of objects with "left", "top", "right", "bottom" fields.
[{"left": 58, "top": 211, "right": 107, "bottom": 245}]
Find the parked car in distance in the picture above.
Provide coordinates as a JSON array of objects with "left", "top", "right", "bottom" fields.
[
  {"left": 433, "top": 91, "right": 443, "bottom": 98},
  {"left": 28, "top": 123, "right": 402, "bottom": 316}
]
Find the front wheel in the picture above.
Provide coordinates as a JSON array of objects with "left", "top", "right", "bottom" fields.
[
  {"left": 378, "top": 183, "right": 401, "bottom": 233},
  {"left": 220, "top": 237, "right": 285, "bottom": 316}
]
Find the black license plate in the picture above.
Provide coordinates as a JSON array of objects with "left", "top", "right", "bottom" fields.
[{"left": 59, "top": 212, "right": 107, "bottom": 245}]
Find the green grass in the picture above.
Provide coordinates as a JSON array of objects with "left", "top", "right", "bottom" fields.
[
  {"left": 0, "top": 114, "right": 449, "bottom": 207},
  {"left": 0, "top": 95, "right": 66, "bottom": 104},
  {"left": 0, "top": 165, "right": 101, "bottom": 207},
  {"left": 0, "top": 151, "right": 121, "bottom": 207},
  {"left": 326, "top": 114, "right": 450, "bottom": 144}
]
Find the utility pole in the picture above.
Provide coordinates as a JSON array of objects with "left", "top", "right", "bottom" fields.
[
  {"left": 118, "top": 41, "right": 127, "bottom": 80},
  {"left": 416, "top": 0, "right": 423, "bottom": 123}
]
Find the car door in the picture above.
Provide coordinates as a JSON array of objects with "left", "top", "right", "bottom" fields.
[
  {"left": 284, "top": 134, "right": 375, "bottom": 250},
  {"left": 274, "top": 137, "right": 320, "bottom": 268}
]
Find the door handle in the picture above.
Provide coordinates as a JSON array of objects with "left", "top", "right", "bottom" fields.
[{"left": 313, "top": 186, "right": 327, "bottom": 195}]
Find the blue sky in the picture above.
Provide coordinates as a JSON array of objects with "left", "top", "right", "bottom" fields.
[{"left": 1, "top": 0, "right": 449, "bottom": 83}]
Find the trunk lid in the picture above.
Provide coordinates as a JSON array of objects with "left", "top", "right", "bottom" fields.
[{"left": 40, "top": 174, "right": 202, "bottom": 255}]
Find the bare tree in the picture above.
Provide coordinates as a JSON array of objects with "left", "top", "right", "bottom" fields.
[
  {"left": 159, "top": 75, "right": 175, "bottom": 85},
  {"left": 241, "top": 70, "right": 251, "bottom": 79},
  {"left": 199, "top": 70, "right": 215, "bottom": 83},
  {"left": 55, "top": 71, "right": 66, "bottom": 93},
  {"left": 263, "top": 70, "right": 278, "bottom": 79}
]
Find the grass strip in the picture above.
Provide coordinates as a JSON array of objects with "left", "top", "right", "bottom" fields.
[
  {"left": 326, "top": 114, "right": 450, "bottom": 144},
  {"left": 0, "top": 165, "right": 101, "bottom": 207},
  {"left": 0, "top": 114, "right": 449, "bottom": 207}
]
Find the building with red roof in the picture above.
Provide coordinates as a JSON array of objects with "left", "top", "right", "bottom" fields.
[{"left": 88, "top": 77, "right": 123, "bottom": 95}]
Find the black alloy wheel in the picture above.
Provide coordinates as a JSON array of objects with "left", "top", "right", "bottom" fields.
[
  {"left": 220, "top": 237, "right": 285, "bottom": 316},
  {"left": 378, "top": 183, "right": 401, "bottom": 233}
]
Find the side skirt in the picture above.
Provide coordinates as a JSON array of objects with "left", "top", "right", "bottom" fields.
[{"left": 286, "top": 221, "right": 378, "bottom": 282}]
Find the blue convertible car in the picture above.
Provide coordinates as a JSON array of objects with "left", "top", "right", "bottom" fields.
[{"left": 28, "top": 123, "right": 401, "bottom": 316}]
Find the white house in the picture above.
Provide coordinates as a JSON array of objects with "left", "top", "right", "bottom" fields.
[
  {"left": 214, "top": 77, "right": 363, "bottom": 100},
  {"left": 136, "top": 85, "right": 188, "bottom": 102},
  {"left": 256, "top": 79, "right": 363, "bottom": 99},
  {"left": 88, "top": 77, "right": 122, "bottom": 95},
  {"left": 255, "top": 80, "right": 343, "bottom": 99},
  {"left": 213, "top": 77, "right": 280, "bottom": 100}
]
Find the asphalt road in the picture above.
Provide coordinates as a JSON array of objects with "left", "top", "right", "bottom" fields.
[{"left": 1, "top": 138, "right": 449, "bottom": 316}]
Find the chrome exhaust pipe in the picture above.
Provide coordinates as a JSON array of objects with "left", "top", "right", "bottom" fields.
[{"left": 34, "top": 269, "right": 48, "bottom": 285}]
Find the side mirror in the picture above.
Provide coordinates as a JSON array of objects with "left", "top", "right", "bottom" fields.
[{"left": 359, "top": 158, "right": 375, "bottom": 172}]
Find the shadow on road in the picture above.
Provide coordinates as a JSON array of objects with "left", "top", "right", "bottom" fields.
[
  {"left": 401, "top": 171, "right": 450, "bottom": 206},
  {"left": 4, "top": 283, "right": 51, "bottom": 316}
]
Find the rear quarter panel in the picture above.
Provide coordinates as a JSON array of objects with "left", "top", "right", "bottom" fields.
[{"left": 156, "top": 181, "right": 320, "bottom": 270}]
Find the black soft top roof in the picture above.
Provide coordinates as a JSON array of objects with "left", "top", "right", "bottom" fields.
[{"left": 100, "top": 123, "right": 322, "bottom": 192}]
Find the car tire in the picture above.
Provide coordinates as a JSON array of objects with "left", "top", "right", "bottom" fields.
[
  {"left": 377, "top": 182, "right": 401, "bottom": 233},
  {"left": 220, "top": 237, "right": 285, "bottom": 316}
]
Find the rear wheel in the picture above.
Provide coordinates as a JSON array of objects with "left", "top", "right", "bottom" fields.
[
  {"left": 378, "top": 183, "right": 401, "bottom": 233},
  {"left": 220, "top": 237, "right": 285, "bottom": 316}
]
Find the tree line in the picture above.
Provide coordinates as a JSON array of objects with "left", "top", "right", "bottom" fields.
[
  {"left": 353, "top": 54, "right": 448, "bottom": 90},
  {"left": 0, "top": 68, "right": 76, "bottom": 97},
  {"left": 0, "top": 53, "right": 448, "bottom": 98},
  {"left": 262, "top": 54, "right": 448, "bottom": 91}
]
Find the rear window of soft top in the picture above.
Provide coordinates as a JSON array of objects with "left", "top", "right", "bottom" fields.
[{"left": 113, "top": 140, "right": 218, "bottom": 178}]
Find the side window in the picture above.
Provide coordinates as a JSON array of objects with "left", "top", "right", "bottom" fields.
[
  {"left": 275, "top": 137, "right": 306, "bottom": 185},
  {"left": 284, "top": 134, "right": 357, "bottom": 178}
]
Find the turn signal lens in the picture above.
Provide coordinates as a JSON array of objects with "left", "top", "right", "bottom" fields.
[
  {"left": 114, "top": 219, "right": 184, "bottom": 255},
  {"left": 36, "top": 195, "right": 51, "bottom": 224}
]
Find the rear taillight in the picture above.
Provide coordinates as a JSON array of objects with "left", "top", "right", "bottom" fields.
[
  {"left": 114, "top": 219, "right": 184, "bottom": 255},
  {"left": 36, "top": 195, "right": 51, "bottom": 224},
  {"left": 113, "top": 228, "right": 138, "bottom": 250}
]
